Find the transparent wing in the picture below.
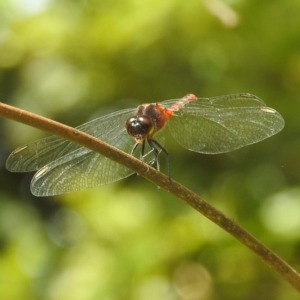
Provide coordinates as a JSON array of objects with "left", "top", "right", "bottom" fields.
[
  {"left": 6, "top": 108, "right": 136, "bottom": 172},
  {"left": 31, "top": 133, "right": 131, "bottom": 196},
  {"left": 6, "top": 107, "right": 165, "bottom": 196},
  {"left": 165, "top": 93, "right": 284, "bottom": 153},
  {"left": 31, "top": 129, "right": 165, "bottom": 196}
]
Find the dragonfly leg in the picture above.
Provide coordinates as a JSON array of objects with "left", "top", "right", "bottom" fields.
[
  {"left": 148, "top": 139, "right": 172, "bottom": 188},
  {"left": 130, "top": 142, "right": 140, "bottom": 155},
  {"left": 131, "top": 140, "right": 148, "bottom": 162},
  {"left": 131, "top": 140, "right": 150, "bottom": 176},
  {"left": 147, "top": 139, "right": 160, "bottom": 172},
  {"left": 140, "top": 140, "right": 150, "bottom": 174},
  {"left": 140, "top": 139, "right": 146, "bottom": 162}
]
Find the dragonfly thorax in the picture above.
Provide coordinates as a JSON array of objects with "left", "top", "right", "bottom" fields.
[{"left": 125, "top": 115, "right": 154, "bottom": 142}]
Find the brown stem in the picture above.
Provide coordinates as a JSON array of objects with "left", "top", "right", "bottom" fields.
[{"left": 1, "top": 101, "right": 300, "bottom": 292}]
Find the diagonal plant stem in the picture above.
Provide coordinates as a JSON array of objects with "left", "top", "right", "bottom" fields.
[{"left": 1, "top": 101, "right": 300, "bottom": 292}]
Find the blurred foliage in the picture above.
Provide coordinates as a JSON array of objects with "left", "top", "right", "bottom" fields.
[{"left": 1, "top": 0, "right": 300, "bottom": 299}]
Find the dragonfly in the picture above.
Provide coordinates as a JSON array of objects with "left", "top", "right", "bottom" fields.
[{"left": 6, "top": 93, "right": 284, "bottom": 196}]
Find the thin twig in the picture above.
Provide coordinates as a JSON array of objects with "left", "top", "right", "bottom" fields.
[{"left": 1, "top": 101, "right": 300, "bottom": 292}]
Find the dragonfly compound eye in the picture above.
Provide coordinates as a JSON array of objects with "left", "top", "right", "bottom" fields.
[{"left": 126, "top": 116, "right": 154, "bottom": 140}]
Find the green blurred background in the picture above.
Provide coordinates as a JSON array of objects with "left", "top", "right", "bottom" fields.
[{"left": 1, "top": 0, "right": 300, "bottom": 299}]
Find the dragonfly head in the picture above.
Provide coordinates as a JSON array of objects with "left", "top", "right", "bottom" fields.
[{"left": 126, "top": 115, "right": 154, "bottom": 142}]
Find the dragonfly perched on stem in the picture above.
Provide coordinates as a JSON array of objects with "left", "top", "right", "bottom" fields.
[{"left": 6, "top": 93, "right": 284, "bottom": 196}]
